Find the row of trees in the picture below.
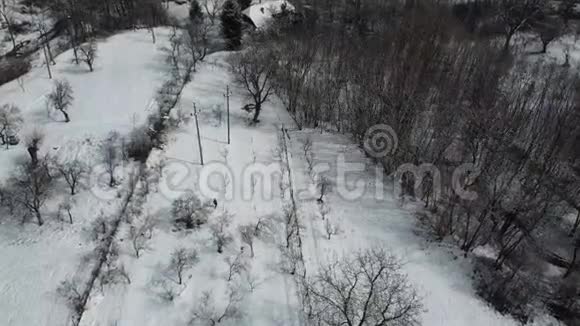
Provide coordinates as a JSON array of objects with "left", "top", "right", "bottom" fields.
[
  {"left": 45, "top": 0, "right": 167, "bottom": 35},
  {"left": 451, "top": 0, "right": 580, "bottom": 54},
  {"left": 237, "top": 0, "right": 580, "bottom": 324}
]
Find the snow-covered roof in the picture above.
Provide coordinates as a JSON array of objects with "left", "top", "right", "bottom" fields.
[{"left": 242, "top": 0, "right": 295, "bottom": 29}]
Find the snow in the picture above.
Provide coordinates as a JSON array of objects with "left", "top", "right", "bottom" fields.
[
  {"left": 243, "top": 0, "right": 295, "bottom": 29},
  {"left": 76, "top": 50, "right": 556, "bottom": 326},
  {"left": 0, "top": 28, "right": 170, "bottom": 326},
  {"left": 165, "top": 0, "right": 191, "bottom": 24},
  {"left": 0, "top": 22, "right": 564, "bottom": 326},
  {"left": 0, "top": 29, "right": 169, "bottom": 181},
  {"left": 78, "top": 51, "right": 302, "bottom": 326}
]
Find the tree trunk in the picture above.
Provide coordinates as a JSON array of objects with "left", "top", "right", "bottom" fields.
[
  {"left": 570, "top": 211, "right": 580, "bottom": 237},
  {"left": 35, "top": 210, "right": 44, "bottom": 226},
  {"left": 542, "top": 41, "right": 548, "bottom": 53},
  {"left": 503, "top": 32, "right": 513, "bottom": 53},
  {"left": 72, "top": 46, "right": 79, "bottom": 64},
  {"left": 150, "top": 27, "right": 156, "bottom": 44},
  {"left": 0, "top": 11, "right": 16, "bottom": 51},
  {"left": 28, "top": 146, "right": 38, "bottom": 166},
  {"left": 564, "top": 245, "right": 579, "bottom": 278},
  {"left": 60, "top": 109, "right": 70, "bottom": 122},
  {"left": 45, "top": 39, "right": 55, "bottom": 65},
  {"left": 253, "top": 103, "right": 262, "bottom": 123},
  {"left": 42, "top": 44, "right": 52, "bottom": 79}
]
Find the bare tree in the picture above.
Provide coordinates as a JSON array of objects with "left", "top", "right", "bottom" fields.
[
  {"left": 128, "top": 223, "right": 152, "bottom": 258},
  {"left": 279, "top": 244, "right": 300, "bottom": 275},
  {"left": 238, "top": 224, "right": 255, "bottom": 257},
  {"left": 9, "top": 159, "right": 52, "bottom": 226},
  {"left": 99, "top": 264, "right": 131, "bottom": 292},
  {"left": 189, "top": 288, "right": 244, "bottom": 326},
  {"left": 230, "top": 46, "right": 276, "bottom": 123},
  {"left": 324, "top": 218, "right": 340, "bottom": 240},
  {"left": 283, "top": 204, "right": 297, "bottom": 248},
  {"left": 243, "top": 266, "right": 260, "bottom": 292},
  {"left": 55, "top": 159, "right": 86, "bottom": 195},
  {"left": 497, "top": 0, "right": 544, "bottom": 52},
  {"left": 47, "top": 79, "right": 74, "bottom": 122},
  {"left": 25, "top": 130, "right": 44, "bottom": 167},
  {"left": 316, "top": 175, "right": 332, "bottom": 203},
  {"left": 100, "top": 131, "right": 120, "bottom": 187},
  {"left": 167, "top": 247, "right": 199, "bottom": 285},
  {"left": 57, "top": 279, "right": 85, "bottom": 322},
  {"left": 306, "top": 248, "right": 423, "bottom": 326},
  {"left": 172, "top": 192, "right": 213, "bottom": 229},
  {"left": 181, "top": 20, "right": 210, "bottom": 72},
  {"left": 533, "top": 18, "right": 564, "bottom": 53},
  {"left": 89, "top": 214, "right": 111, "bottom": 241},
  {"left": 58, "top": 197, "right": 75, "bottom": 224},
  {"left": 210, "top": 211, "right": 233, "bottom": 253},
  {"left": 225, "top": 251, "right": 247, "bottom": 281},
  {"left": 150, "top": 277, "right": 180, "bottom": 302},
  {"left": 0, "top": 7, "right": 16, "bottom": 51},
  {"left": 202, "top": 0, "right": 224, "bottom": 24},
  {"left": 79, "top": 39, "right": 97, "bottom": 72},
  {"left": 319, "top": 203, "right": 330, "bottom": 220},
  {"left": 163, "top": 25, "right": 183, "bottom": 74},
  {"left": 253, "top": 216, "right": 273, "bottom": 239},
  {"left": 0, "top": 103, "right": 23, "bottom": 149}
]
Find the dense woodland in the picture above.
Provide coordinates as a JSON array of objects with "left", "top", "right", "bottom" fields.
[
  {"left": 244, "top": 0, "right": 580, "bottom": 324},
  {"left": 0, "top": 0, "right": 579, "bottom": 325}
]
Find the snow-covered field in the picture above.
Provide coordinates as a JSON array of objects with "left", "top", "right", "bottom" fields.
[
  {"left": 0, "top": 28, "right": 170, "bottom": 326},
  {"left": 0, "top": 29, "right": 169, "bottom": 179},
  {"left": 0, "top": 17, "right": 565, "bottom": 326}
]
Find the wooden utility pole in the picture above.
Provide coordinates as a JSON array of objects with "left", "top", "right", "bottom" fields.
[
  {"left": 42, "top": 43, "right": 52, "bottom": 79},
  {"left": 224, "top": 85, "right": 231, "bottom": 144},
  {"left": 193, "top": 102, "right": 204, "bottom": 166}
]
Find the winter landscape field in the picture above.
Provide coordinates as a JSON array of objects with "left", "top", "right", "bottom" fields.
[{"left": 0, "top": 1, "right": 579, "bottom": 326}]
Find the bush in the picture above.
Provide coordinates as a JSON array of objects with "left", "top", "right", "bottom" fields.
[
  {"left": 125, "top": 127, "right": 154, "bottom": 163},
  {"left": 172, "top": 193, "right": 213, "bottom": 229}
]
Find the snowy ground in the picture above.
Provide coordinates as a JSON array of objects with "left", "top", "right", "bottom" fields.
[
  {"left": 76, "top": 50, "right": 558, "bottom": 326},
  {"left": 286, "top": 130, "right": 559, "bottom": 326},
  {"left": 0, "top": 21, "right": 566, "bottom": 326},
  {"left": 0, "top": 28, "right": 170, "bottom": 326},
  {"left": 0, "top": 29, "right": 169, "bottom": 180},
  {"left": 79, "top": 51, "right": 302, "bottom": 326}
]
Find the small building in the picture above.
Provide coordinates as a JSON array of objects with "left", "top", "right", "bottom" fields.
[{"left": 242, "top": 0, "right": 295, "bottom": 29}]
